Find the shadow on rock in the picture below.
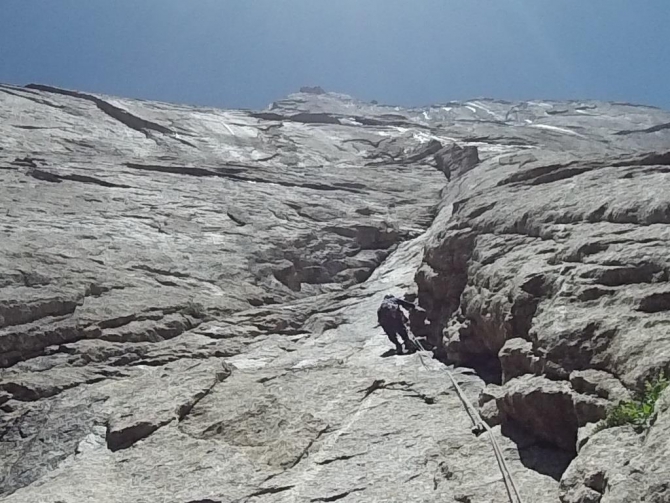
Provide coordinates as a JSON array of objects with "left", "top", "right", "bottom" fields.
[
  {"left": 380, "top": 349, "right": 398, "bottom": 358},
  {"left": 502, "top": 421, "right": 574, "bottom": 481}
]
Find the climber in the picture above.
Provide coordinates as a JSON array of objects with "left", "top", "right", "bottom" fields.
[{"left": 377, "top": 294, "right": 419, "bottom": 355}]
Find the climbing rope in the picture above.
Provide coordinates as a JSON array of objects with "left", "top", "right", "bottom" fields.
[{"left": 408, "top": 333, "right": 525, "bottom": 503}]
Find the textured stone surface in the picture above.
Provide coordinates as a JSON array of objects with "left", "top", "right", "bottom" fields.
[
  {"left": 499, "top": 338, "right": 541, "bottom": 383},
  {"left": 411, "top": 96, "right": 670, "bottom": 500},
  {"left": 1, "top": 84, "right": 670, "bottom": 501},
  {"left": 495, "top": 375, "right": 608, "bottom": 453}
]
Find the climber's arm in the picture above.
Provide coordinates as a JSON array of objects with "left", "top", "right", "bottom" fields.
[{"left": 396, "top": 298, "right": 416, "bottom": 310}]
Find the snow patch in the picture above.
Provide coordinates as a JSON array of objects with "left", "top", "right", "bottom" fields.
[
  {"left": 412, "top": 133, "right": 430, "bottom": 144},
  {"left": 531, "top": 124, "right": 586, "bottom": 137},
  {"left": 222, "top": 122, "right": 236, "bottom": 136},
  {"left": 229, "top": 357, "right": 271, "bottom": 370},
  {"left": 413, "top": 131, "right": 458, "bottom": 144},
  {"left": 466, "top": 101, "right": 502, "bottom": 120}
]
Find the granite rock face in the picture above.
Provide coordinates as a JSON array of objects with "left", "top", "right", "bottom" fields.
[{"left": 1, "top": 84, "right": 669, "bottom": 502}]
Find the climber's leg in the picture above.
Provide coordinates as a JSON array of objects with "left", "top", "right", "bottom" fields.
[
  {"left": 397, "top": 324, "right": 416, "bottom": 354},
  {"left": 381, "top": 322, "right": 404, "bottom": 355}
]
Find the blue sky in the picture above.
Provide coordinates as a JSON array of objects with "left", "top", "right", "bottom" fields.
[{"left": 1, "top": 1, "right": 669, "bottom": 110}]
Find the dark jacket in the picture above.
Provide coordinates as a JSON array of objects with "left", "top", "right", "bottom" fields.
[{"left": 377, "top": 296, "right": 415, "bottom": 326}]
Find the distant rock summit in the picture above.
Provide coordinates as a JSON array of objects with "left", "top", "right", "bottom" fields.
[
  {"left": 1, "top": 83, "right": 669, "bottom": 502},
  {"left": 299, "top": 85, "right": 326, "bottom": 95}
]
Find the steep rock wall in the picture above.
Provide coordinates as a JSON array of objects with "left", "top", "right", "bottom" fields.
[{"left": 1, "top": 84, "right": 670, "bottom": 502}]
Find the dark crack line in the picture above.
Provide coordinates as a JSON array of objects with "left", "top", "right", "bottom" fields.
[
  {"left": 358, "top": 379, "right": 387, "bottom": 400},
  {"left": 310, "top": 488, "right": 366, "bottom": 502},
  {"left": 12, "top": 125, "right": 62, "bottom": 130},
  {"left": 254, "top": 153, "right": 280, "bottom": 162},
  {"left": 26, "top": 84, "right": 173, "bottom": 136},
  {"left": 26, "top": 168, "right": 131, "bottom": 188},
  {"left": 260, "top": 472, "right": 282, "bottom": 485},
  {"left": 257, "top": 373, "right": 287, "bottom": 384},
  {"left": 288, "top": 425, "right": 331, "bottom": 469},
  {"left": 98, "top": 313, "right": 137, "bottom": 330},
  {"left": 122, "top": 350, "right": 238, "bottom": 368},
  {"left": 177, "top": 375, "right": 227, "bottom": 422},
  {"left": 173, "top": 135, "right": 198, "bottom": 148},
  {"left": 123, "top": 162, "right": 366, "bottom": 194},
  {"left": 0, "top": 85, "right": 68, "bottom": 111},
  {"left": 106, "top": 417, "right": 174, "bottom": 452},
  {"left": 616, "top": 122, "right": 670, "bottom": 135},
  {"left": 405, "top": 473, "right": 422, "bottom": 483},
  {"left": 244, "top": 485, "right": 295, "bottom": 499},
  {"left": 227, "top": 211, "right": 247, "bottom": 226},
  {"left": 60, "top": 173, "right": 131, "bottom": 188},
  {"left": 316, "top": 452, "right": 367, "bottom": 465},
  {"left": 0, "top": 376, "right": 106, "bottom": 403},
  {"left": 249, "top": 111, "right": 342, "bottom": 126},
  {"left": 130, "top": 264, "right": 193, "bottom": 279}
]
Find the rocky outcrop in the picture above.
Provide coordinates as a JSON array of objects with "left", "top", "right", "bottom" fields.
[
  {"left": 413, "top": 99, "right": 670, "bottom": 499},
  {"left": 434, "top": 143, "right": 480, "bottom": 180},
  {"left": 1, "top": 85, "right": 670, "bottom": 502},
  {"left": 494, "top": 375, "right": 608, "bottom": 453},
  {"left": 560, "top": 387, "right": 670, "bottom": 503}
]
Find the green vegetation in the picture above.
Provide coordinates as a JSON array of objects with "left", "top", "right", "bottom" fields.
[{"left": 595, "top": 372, "right": 668, "bottom": 433}]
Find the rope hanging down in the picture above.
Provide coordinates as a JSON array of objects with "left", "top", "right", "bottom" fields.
[{"left": 408, "top": 333, "right": 524, "bottom": 503}]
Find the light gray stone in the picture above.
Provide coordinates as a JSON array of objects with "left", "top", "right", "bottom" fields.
[{"left": 2, "top": 84, "right": 670, "bottom": 502}]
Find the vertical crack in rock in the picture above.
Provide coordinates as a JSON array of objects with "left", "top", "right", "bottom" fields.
[
  {"left": 177, "top": 368, "right": 232, "bottom": 422},
  {"left": 287, "top": 425, "right": 331, "bottom": 469}
]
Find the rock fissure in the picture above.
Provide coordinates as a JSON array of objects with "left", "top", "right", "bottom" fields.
[
  {"left": 315, "top": 452, "right": 367, "bottom": 465},
  {"left": 310, "top": 487, "right": 366, "bottom": 502},
  {"left": 25, "top": 84, "right": 175, "bottom": 138},
  {"left": 287, "top": 424, "right": 331, "bottom": 469},
  {"left": 177, "top": 372, "right": 230, "bottom": 422},
  {"left": 24, "top": 168, "right": 132, "bottom": 188},
  {"left": 123, "top": 161, "right": 366, "bottom": 194},
  {"left": 243, "top": 484, "right": 295, "bottom": 499},
  {"left": 0, "top": 85, "right": 68, "bottom": 111},
  {"left": 105, "top": 417, "right": 174, "bottom": 452}
]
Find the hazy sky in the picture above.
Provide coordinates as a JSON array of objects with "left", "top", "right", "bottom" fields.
[{"left": 1, "top": 1, "right": 668, "bottom": 110}]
